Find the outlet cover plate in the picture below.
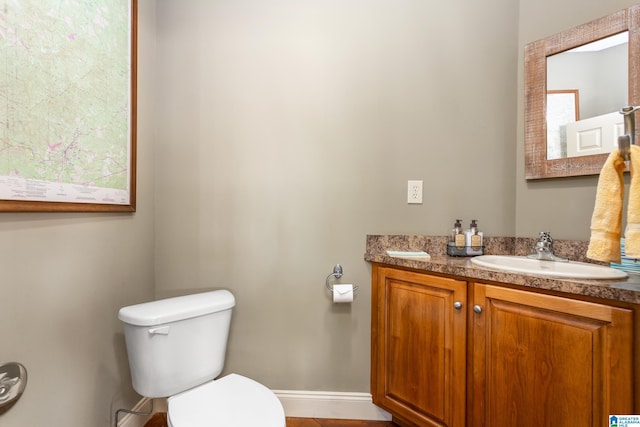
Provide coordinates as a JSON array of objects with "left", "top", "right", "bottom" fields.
[{"left": 407, "top": 180, "right": 423, "bottom": 204}]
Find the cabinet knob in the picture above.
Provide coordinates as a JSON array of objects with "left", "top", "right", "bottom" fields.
[
  {"left": 453, "top": 301, "right": 463, "bottom": 310},
  {"left": 473, "top": 305, "right": 483, "bottom": 314}
]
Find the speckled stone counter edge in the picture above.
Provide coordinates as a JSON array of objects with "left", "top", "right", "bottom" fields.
[{"left": 364, "top": 235, "right": 640, "bottom": 304}]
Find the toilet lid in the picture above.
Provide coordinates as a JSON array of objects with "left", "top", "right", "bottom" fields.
[{"left": 168, "top": 374, "right": 285, "bottom": 427}]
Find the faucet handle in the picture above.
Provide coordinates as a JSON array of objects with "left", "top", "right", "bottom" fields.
[{"left": 536, "top": 232, "right": 553, "bottom": 251}]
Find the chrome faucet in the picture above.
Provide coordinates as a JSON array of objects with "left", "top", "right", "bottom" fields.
[{"left": 528, "top": 232, "right": 568, "bottom": 262}]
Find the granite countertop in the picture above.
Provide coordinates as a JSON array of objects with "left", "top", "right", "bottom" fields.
[{"left": 365, "top": 235, "right": 640, "bottom": 305}]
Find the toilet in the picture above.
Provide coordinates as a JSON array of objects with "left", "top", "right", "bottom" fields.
[{"left": 118, "top": 290, "right": 285, "bottom": 427}]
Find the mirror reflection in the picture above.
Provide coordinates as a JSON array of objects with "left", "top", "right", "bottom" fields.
[{"left": 546, "top": 32, "right": 628, "bottom": 160}]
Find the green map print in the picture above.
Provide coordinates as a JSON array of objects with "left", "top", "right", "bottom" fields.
[{"left": 0, "top": 0, "right": 131, "bottom": 203}]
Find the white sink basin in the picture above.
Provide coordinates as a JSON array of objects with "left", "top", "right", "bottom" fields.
[{"left": 470, "top": 255, "right": 628, "bottom": 279}]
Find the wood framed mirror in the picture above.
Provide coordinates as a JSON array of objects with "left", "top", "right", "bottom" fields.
[{"left": 524, "top": 5, "right": 640, "bottom": 179}]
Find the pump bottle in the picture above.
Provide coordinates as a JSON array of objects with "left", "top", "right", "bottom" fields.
[{"left": 451, "top": 219, "right": 465, "bottom": 249}]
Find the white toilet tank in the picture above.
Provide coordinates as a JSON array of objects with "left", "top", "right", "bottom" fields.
[{"left": 118, "top": 290, "right": 236, "bottom": 398}]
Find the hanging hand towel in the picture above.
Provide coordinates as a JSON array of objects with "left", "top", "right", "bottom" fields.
[
  {"left": 587, "top": 148, "right": 626, "bottom": 263},
  {"left": 625, "top": 145, "right": 640, "bottom": 258}
]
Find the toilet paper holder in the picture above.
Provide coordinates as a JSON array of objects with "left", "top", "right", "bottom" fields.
[{"left": 325, "top": 264, "right": 358, "bottom": 293}]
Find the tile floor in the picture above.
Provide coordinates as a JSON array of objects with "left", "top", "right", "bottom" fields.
[{"left": 286, "top": 418, "right": 398, "bottom": 427}]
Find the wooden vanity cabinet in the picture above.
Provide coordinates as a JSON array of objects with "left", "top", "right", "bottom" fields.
[
  {"left": 471, "top": 282, "right": 633, "bottom": 427},
  {"left": 371, "top": 264, "right": 635, "bottom": 427},
  {"left": 371, "top": 265, "right": 467, "bottom": 427}
]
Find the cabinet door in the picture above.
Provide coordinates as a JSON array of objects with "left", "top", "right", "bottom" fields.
[
  {"left": 372, "top": 266, "right": 467, "bottom": 427},
  {"left": 472, "top": 283, "right": 633, "bottom": 427}
]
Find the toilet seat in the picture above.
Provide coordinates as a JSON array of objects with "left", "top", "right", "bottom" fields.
[{"left": 167, "top": 373, "right": 285, "bottom": 427}]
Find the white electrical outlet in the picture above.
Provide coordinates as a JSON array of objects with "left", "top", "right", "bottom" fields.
[{"left": 407, "top": 180, "right": 423, "bottom": 204}]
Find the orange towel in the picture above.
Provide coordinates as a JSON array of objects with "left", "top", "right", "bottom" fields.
[
  {"left": 587, "top": 148, "right": 626, "bottom": 263},
  {"left": 625, "top": 145, "right": 640, "bottom": 258}
]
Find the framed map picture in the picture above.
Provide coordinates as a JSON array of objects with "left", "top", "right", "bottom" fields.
[{"left": 0, "top": 0, "right": 137, "bottom": 212}]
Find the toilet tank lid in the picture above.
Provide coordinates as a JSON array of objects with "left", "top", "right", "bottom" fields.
[{"left": 118, "top": 290, "right": 236, "bottom": 326}]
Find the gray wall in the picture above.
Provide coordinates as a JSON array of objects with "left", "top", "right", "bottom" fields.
[
  {"left": 153, "top": 0, "right": 518, "bottom": 392},
  {"left": 515, "top": 0, "right": 639, "bottom": 239},
  {"left": 0, "top": 1, "right": 156, "bottom": 426}
]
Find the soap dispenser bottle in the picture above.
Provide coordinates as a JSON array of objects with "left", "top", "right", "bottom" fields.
[
  {"left": 452, "top": 219, "right": 465, "bottom": 249},
  {"left": 468, "top": 219, "right": 483, "bottom": 255},
  {"left": 470, "top": 220, "right": 481, "bottom": 247}
]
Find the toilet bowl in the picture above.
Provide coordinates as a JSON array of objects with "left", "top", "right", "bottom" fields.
[
  {"left": 168, "top": 374, "right": 284, "bottom": 427},
  {"left": 118, "top": 290, "right": 285, "bottom": 427}
]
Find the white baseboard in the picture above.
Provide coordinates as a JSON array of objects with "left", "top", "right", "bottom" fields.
[
  {"left": 118, "top": 390, "right": 391, "bottom": 426},
  {"left": 273, "top": 390, "right": 392, "bottom": 421}
]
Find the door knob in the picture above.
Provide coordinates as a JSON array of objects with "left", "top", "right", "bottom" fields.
[
  {"left": 453, "top": 301, "right": 463, "bottom": 310},
  {"left": 473, "top": 305, "right": 483, "bottom": 314}
]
